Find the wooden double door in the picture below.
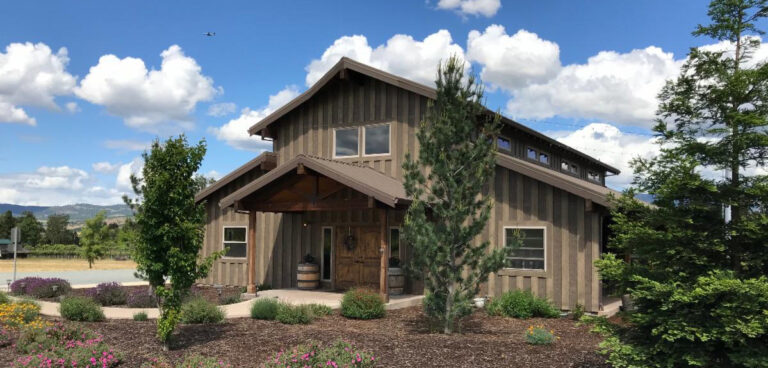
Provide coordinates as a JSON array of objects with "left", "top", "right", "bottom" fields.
[{"left": 334, "top": 225, "right": 380, "bottom": 290}]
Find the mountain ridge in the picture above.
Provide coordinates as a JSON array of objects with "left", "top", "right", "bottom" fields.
[{"left": 0, "top": 203, "right": 133, "bottom": 223}]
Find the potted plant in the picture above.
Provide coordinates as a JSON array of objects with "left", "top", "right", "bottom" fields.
[
  {"left": 388, "top": 256, "right": 404, "bottom": 295},
  {"left": 297, "top": 253, "right": 320, "bottom": 290}
]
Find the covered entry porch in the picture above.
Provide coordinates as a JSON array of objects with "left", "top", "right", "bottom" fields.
[{"left": 219, "top": 154, "right": 412, "bottom": 302}]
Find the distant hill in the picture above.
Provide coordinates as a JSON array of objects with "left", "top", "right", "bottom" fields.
[{"left": 0, "top": 203, "right": 133, "bottom": 224}]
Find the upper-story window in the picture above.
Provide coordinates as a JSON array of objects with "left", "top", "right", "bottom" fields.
[
  {"left": 527, "top": 147, "right": 550, "bottom": 165},
  {"left": 587, "top": 170, "right": 601, "bottom": 182},
  {"left": 334, "top": 127, "right": 359, "bottom": 157},
  {"left": 497, "top": 137, "right": 512, "bottom": 152},
  {"left": 363, "top": 124, "right": 391, "bottom": 155},
  {"left": 561, "top": 160, "right": 579, "bottom": 175}
]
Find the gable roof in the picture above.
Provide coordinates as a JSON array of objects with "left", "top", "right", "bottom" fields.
[
  {"left": 195, "top": 151, "right": 277, "bottom": 203},
  {"left": 219, "top": 154, "right": 409, "bottom": 209},
  {"left": 247, "top": 57, "right": 620, "bottom": 175}
]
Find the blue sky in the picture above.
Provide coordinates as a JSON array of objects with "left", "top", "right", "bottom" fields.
[{"left": 0, "top": 0, "right": 729, "bottom": 205}]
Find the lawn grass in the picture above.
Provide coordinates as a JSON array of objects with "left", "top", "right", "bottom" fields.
[{"left": 0, "top": 259, "right": 137, "bottom": 272}]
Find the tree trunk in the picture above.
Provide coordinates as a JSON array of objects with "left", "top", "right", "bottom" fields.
[{"left": 444, "top": 282, "right": 455, "bottom": 334}]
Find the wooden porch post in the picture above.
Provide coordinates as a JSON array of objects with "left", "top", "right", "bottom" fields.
[
  {"left": 247, "top": 211, "right": 257, "bottom": 294},
  {"left": 379, "top": 208, "right": 389, "bottom": 303}
]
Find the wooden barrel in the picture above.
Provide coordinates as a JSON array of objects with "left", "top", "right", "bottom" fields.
[
  {"left": 388, "top": 267, "right": 405, "bottom": 295},
  {"left": 297, "top": 263, "right": 320, "bottom": 290}
]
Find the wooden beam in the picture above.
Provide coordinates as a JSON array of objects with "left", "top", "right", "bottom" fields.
[
  {"left": 585, "top": 199, "right": 594, "bottom": 212},
  {"left": 247, "top": 211, "right": 257, "bottom": 294},
  {"left": 368, "top": 196, "right": 375, "bottom": 209},
  {"left": 246, "top": 198, "right": 372, "bottom": 213},
  {"left": 379, "top": 208, "right": 389, "bottom": 303},
  {"left": 297, "top": 163, "right": 306, "bottom": 175}
]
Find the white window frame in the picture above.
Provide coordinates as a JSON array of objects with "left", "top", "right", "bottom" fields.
[
  {"left": 388, "top": 226, "right": 402, "bottom": 259},
  {"left": 222, "top": 225, "right": 248, "bottom": 259},
  {"left": 362, "top": 123, "right": 391, "bottom": 157},
  {"left": 587, "top": 170, "right": 601, "bottom": 183},
  {"left": 561, "top": 160, "right": 579, "bottom": 176},
  {"left": 503, "top": 226, "right": 547, "bottom": 271},
  {"left": 321, "top": 226, "right": 334, "bottom": 281},
  {"left": 333, "top": 127, "right": 360, "bottom": 158}
]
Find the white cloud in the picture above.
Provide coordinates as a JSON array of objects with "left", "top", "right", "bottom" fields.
[
  {"left": 116, "top": 157, "right": 143, "bottom": 193},
  {"left": 65, "top": 101, "right": 79, "bottom": 113},
  {"left": 209, "top": 86, "right": 300, "bottom": 151},
  {"left": 92, "top": 161, "right": 119, "bottom": 173},
  {"left": 207, "top": 102, "right": 237, "bottom": 117},
  {"left": 548, "top": 123, "right": 659, "bottom": 189},
  {"left": 0, "top": 165, "right": 122, "bottom": 206},
  {"left": 436, "top": 0, "right": 501, "bottom": 17},
  {"left": 305, "top": 30, "right": 466, "bottom": 87},
  {"left": 102, "top": 139, "right": 150, "bottom": 152},
  {"left": 0, "top": 42, "right": 77, "bottom": 125},
  {"left": 467, "top": 26, "right": 560, "bottom": 91},
  {"left": 205, "top": 170, "right": 222, "bottom": 180},
  {"left": 75, "top": 45, "right": 218, "bottom": 133},
  {"left": 507, "top": 46, "right": 683, "bottom": 127}
]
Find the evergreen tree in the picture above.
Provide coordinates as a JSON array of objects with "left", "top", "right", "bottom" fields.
[
  {"left": 0, "top": 210, "right": 15, "bottom": 239},
  {"left": 125, "top": 135, "right": 223, "bottom": 347},
  {"left": 45, "top": 214, "right": 74, "bottom": 244},
  {"left": 402, "top": 56, "right": 513, "bottom": 334},
  {"left": 597, "top": 1, "right": 768, "bottom": 366},
  {"left": 79, "top": 211, "right": 109, "bottom": 269},
  {"left": 16, "top": 211, "right": 44, "bottom": 246}
]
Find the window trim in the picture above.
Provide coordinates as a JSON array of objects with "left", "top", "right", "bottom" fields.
[
  {"left": 503, "top": 226, "right": 547, "bottom": 272},
  {"left": 587, "top": 170, "right": 601, "bottom": 183},
  {"left": 222, "top": 225, "right": 248, "bottom": 259},
  {"left": 321, "top": 226, "right": 333, "bottom": 281},
  {"left": 526, "top": 146, "right": 551, "bottom": 167},
  {"left": 333, "top": 127, "right": 361, "bottom": 158},
  {"left": 362, "top": 123, "right": 392, "bottom": 157},
  {"left": 560, "top": 160, "right": 579, "bottom": 177},
  {"left": 388, "top": 226, "right": 402, "bottom": 259},
  {"left": 496, "top": 136, "right": 512, "bottom": 152}
]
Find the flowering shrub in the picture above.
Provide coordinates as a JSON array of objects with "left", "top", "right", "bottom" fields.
[
  {"left": 127, "top": 289, "right": 158, "bottom": 308},
  {"left": 524, "top": 325, "right": 558, "bottom": 345},
  {"left": 263, "top": 340, "right": 376, "bottom": 367},
  {"left": 10, "top": 277, "right": 71, "bottom": 299},
  {"left": 13, "top": 322, "right": 120, "bottom": 367},
  {"left": 0, "top": 302, "right": 50, "bottom": 330},
  {"left": 340, "top": 289, "right": 385, "bottom": 320},
  {"left": 141, "top": 354, "right": 232, "bottom": 368},
  {"left": 86, "top": 282, "right": 128, "bottom": 306},
  {"left": 0, "top": 327, "right": 11, "bottom": 347}
]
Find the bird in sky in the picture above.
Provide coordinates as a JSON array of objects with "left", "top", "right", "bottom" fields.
[{"left": 203, "top": 32, "right": 216, "bottom": 36}]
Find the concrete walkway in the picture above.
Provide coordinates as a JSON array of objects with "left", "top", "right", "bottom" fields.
[{"left": 15, "top": 288, "right": 424, "bottom": 320}]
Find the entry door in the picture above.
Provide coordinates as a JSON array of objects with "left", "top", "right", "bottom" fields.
[{"left": 334, "top": 226, "right": 380, "bottom": 290}]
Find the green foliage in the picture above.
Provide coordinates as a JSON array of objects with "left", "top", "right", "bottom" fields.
[
  {"left": 133, "top": 311, "right": 149, "bottom": 321},
  {"left": 14, "top": 323, "right": 120, "bottom": 367},
  {"left": 402, "top": 56, "right": 509, "bottom": 334},
  {"left": 0, "top": 291, "right": 9, "bottom": 305},
  {"left": 0, "top": 210, "right": 15, "bottom": 239},
  {"left": 275, "top": 304, "right": 313, "bottom": 325},
  {"left": 262, "top": 340, "right": 376, "bottom": 368},
  {"left": 44, "top": 214, "right": 75, "bottom": 245},
  {"left": 250, "top": 298, "right": 279, "bottom": 320},
  {"left": 141, "top": 355, "right": 232, "bottom": 368},
  {"left": 179, "top": 298, "right": 224, "bottom": 324},
  {"left": 306, "top": 303, "right": 333, "bottom": 317},
  {"left": 16, "top": 212, "right": 44, "bottom": 247},
  {"left": 126, "top": 135, "right": 223, "bottom": 344},
  {"left": 571, "top": 303, "right": 585, "bottom": 321},
  {"left": 79, "top": 211, "right": 109, "bottom": 268},
  {"left": 596, "top": 2, "right": 768, "bottom": 366},
  {"left": 59, "top": 296, "right": 105, "bottom": 322},
  {"left": 525, "top": 325, "right": 556, "bottom": 345},
  {"left": 219, "top": 294, "right": 241, "bottom": 305},
  {"left": 486, "top": 290, "right": 559, "bottom": 319},
  {"left": 340, "top": 289, "right": 385, "bottom": 320}
]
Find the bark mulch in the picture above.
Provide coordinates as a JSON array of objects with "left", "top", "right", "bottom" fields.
[{"left": 0, "top": 307, "right": 609, "bottom": 368}]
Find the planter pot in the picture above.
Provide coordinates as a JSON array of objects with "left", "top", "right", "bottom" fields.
[
  {"left": 388, "top": 267, "right": 405, "bottom": 295},
  {"left": 473, "top": 297, "right": 486, "bottom": 308},
  {"left": 297, "top": 263, "right": 320, "bottom": 290}
]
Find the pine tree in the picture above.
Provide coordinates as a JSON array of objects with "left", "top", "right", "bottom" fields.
[
  {"left": 402, "top": 56, "right": 511, "bottom": 334},
  {"left": 597, "top": 1, "right": 768, "bottom": 366},
  {"left": 0, "top": 211, "right": 15, "bottom": 239},
  {"left": 17, "top": 211, "right": 44, "bottom": 247}
]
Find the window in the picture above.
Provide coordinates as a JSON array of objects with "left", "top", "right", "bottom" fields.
[
  {"left": 527, "top": 147, "right": 537, "bottom": 160},
  {"left": 561, "top": 161, "right": 579, "bottom": 175},
  {"left": 527, "top": 147, "right": 550, "bottom": 165},
  {"left": 321, "top": 227, "right": 333, "bottom": 281},
  {"left": 587, "top": 171, "right": 601, "bottom": 182},
  {"left": 334, "top": 128, "right": 359, "bottom": 157},
  {"left": 363, "top": 124, "right": 390, "bottom": 155},
  {"left": 223, "top": 227, "right": 247, "bottom": 258},
  {"left": 389, "top": 227, "right": 401, "bottom": 259},
  {"left": 497, "top": 137, "right": 512, "bottom": 152},
  {"left": 538, "top": 152, "right": 550, "bottom": 165},
  {"left": 505, "top": 227, "right": 545, "bottom": 270}
]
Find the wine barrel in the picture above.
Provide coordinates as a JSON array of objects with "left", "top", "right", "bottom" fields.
[
  {"left": 388, "top": 267, "right": 405, "bottom": 295},
  {"left": 297, "top": 263, "right": 320, "bottom": 290}
]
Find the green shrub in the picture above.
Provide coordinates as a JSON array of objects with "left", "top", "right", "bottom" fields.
[
  {"left": 250, "top": 298, "right": 279, "bottom": 320},
  {"left": 486, "top": 290, "right": 559, "bottom": 319},
  {"left": 180, "top": 298, "right": 224, "bottom": 324},
  {"left": 525, "top": 325, "right": 557, "bottom": 345},
  {"left": 571, "top": 303, "right": 585, "bottom": 320},
  {"left": 0, "top": 291, "right": 10, "bottom": 305},
  {"left": 275, "top": 304, "right": 313, "bottom": 325},
  {"left": 341, "top": 289, "right": 385, "bottom": 320},
  {"left": 262, "top": 340, "right": 376, "bottom": 367},
  {"left": 59, "top": 296, "right": 105, "bottom": 322},
  {"left": 133, "top": 311, "right": 149, "bottom": 321},
  {"left": 307, "top": 303, "right": 333, "bottom": 317},
  {"left": 219, "top": 294, "right": 241, "bottom": 305}
]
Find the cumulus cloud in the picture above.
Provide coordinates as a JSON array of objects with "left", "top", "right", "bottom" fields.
[
  {"left": 65, "top": 102, "right": 79, "bottom": 113},
  {"left": 116, "top": 157, "right": 143, "bottom": 192},
  {"left": 207, "top": 102, "right": 237, "bottom": 117},
  {"left": 0, "top": 165, "right": 122, "bottom": 206},
  {"left": 436, "top": 0, "right": 501, "bottom": 17},
  {"left": 305, "top": 30, "right": 466, "bottom": 87},
  {"left": 547, "top": 123, "right": 660, "bottom": 189},
  {"left": 467, "top": 26, "right": 560, "bottom": 91},
  {"left": 209, "top": 86, "right": 300, "bottom": 151},
  {"left": 0, "top": 42, "right": 77, "bottom": 125},
  {"left": 507, "top": 47, "right": 683, "bottom": 127},
  {"left": 75, "top": 45, "right": 218, "bottom": 133},
  {"left": 92, "top": 161, "right": 119, "bottom": 174}
]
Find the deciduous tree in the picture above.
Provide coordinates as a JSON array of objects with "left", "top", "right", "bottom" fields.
[{"left": 79, "top": 211, "right": 109, "bottom": 269}]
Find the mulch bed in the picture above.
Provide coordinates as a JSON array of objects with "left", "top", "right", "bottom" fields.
[{"left": 0, "top": 307, "right": 609, "bottom": 367}]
